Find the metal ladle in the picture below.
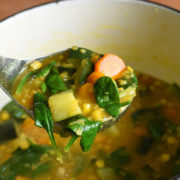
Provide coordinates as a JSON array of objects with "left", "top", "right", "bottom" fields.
[{"left": 0, "top": 51, "right": 131, "bottom": 131}]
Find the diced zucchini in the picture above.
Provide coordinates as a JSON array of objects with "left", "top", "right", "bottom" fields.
[
  {"left": 119, "top": 85, "right": 136, "bottom": 103},
  {"left": 48, "top": 90, "right": 82, "bottom": 122},
  {"left": 76, "top": 58, "right": 93, "bottom": 84}
]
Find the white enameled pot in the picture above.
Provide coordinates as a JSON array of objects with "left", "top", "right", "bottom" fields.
[{"left": 0, "top": 0, "right": 179, "bottom": 109}]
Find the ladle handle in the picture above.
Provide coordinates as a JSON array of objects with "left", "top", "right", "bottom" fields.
[{"left": 0, "top": 56, "right": 26, "bottom": 92}]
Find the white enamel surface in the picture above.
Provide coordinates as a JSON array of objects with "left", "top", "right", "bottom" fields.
[{"left": 0, "top": 0, "right": 180, "bottom": 108}]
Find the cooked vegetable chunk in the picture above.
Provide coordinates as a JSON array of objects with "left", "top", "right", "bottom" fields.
[{"left": 48, "top": 90, "right": 82, "bottom": 122}]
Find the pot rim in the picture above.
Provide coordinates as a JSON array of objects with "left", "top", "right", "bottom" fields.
[{"left": 0, "top": 0, "right": 179, "bottom": 24}]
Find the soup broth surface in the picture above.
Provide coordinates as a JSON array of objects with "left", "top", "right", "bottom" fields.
[{"left": 0, "top": 72, "right": 180, "bottom": 180}]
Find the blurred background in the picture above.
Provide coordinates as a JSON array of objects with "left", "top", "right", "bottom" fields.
[{"left": 0, "top": 0, "right": 179, "bottom": 20}]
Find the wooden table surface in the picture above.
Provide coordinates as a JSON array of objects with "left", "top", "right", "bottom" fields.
[{"left": 0, "top": 0, "right": 179, "bottom": 21}]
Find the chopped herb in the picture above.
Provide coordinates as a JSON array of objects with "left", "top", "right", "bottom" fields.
[
  {"left": 15, "top": 71, "right": 35, "bottom": 94},
  {"left": 37, "top": 61, "right": 56, "bottom": 77},
  {"left": 41, "top": 82, "right": 47, "bottom": 93}
]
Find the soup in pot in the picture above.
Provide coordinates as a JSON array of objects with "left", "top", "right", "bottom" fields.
[{"left": 0, "top": 48, "right": 180, "bottom": 180}]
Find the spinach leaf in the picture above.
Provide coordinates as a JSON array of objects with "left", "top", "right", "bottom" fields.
[
  {"left": 94, "top": 76, "right": 120, "bottom": 117},
  {"left": 104, "top": 103, "right": 121, "bottom": 118},
  {"left": 34, "top": 93, "right": 62, "bottom": 162},
  {"left": 0, "top": 143, "right": 51, "bottom": 180},
  {"left": 68, "top": 47, "right": 95, "bottom": 84},
  {"left": 148, "top": 118, "right": 165, "bottom": 140},
  {"left": 105, "top": 147, "right": 131, "bottom": 168},
  {"left": 64, "top": 134, "right": 78, "bottom": 152},
  {"left": 68, "top": 47, "right": 93, "bottom": 60},
  {"left": 80, "top": 120, "right": 102, "bottom": 152},
  {"left": 45, "top": 73, "right": 67, "bottom": 91},
  {"left": 65, "top": 115, "right": 102, "bottom": 152},
  {"left": 66, "top": 116, "right": 86, "bottom": 136},
  {"left": 37, "top": 61, "right": 56, "bottom": 77}
]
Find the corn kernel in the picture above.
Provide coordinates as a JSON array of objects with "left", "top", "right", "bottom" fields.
[
  {"left": 72, "top": 46, "right": 78, "bottom": 51},
  {"left": 167, "top": 136, "right": 177, "bottom": 144},
  {"left": 95, "top": 159, "right": 105, "bottom": 168},
  {"left": 1, "top": 111, "right": 9, "bottom": 120},
  {"left": 118, "top": 87, "right": 124, "bottom": 92},
  {"left": 82, "top": 104, "right": 91, "bottom": 115},
  {"left": 60, "top": 72, "right": 68, "bottom": 79},
  {"left": 58, "top": 55, "right": 64, "bottom": 60},
  {"left": 18, "top": 133, "right": 30, "bottom": 150},
  {"left": 118, "top": 79, "right": 127, "bottom": 85},
  {"left": 161, "top": 153, "right": 170, "bottom": 162},
  {"left": 127, "top": 66, "right": 134, "bottom": 73},
  {"left": 30, "top": 61, "right": 42, "bottom": 70},
  {"left": 91, "top": 109, "right": 104, "bottom": 121},
  {"left": 76, "top": 129, "right": 83, "bottom": 136},
  {"left": 57, "top": 167, "right": 65, "bottom": 176},
  {"left": 80, "top": 48, "right": 86, "bottom": 53}
]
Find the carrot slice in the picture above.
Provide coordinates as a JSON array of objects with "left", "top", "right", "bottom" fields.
[
  {"left": 78, "top": 83, "right": 95, "bottom": 102},
  {"left": 87, "top": 72, "right": 105, "bottom": 84},
  {"left": 95, "top": 54, "right": 126, "bottom": 80}
]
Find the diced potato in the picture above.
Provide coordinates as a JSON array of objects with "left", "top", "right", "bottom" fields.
[{"left": 48, "top": 90, "right": 82, "bottom": 122}]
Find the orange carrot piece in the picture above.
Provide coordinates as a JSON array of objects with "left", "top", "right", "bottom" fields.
[
  {"left": 95, "top": 54, "right": 126, "bottom": 80},
  {"left": 87, "top": 72, "right": 105, "bottom": 84},
  {"left": 78, "top": 83, "right": 95, "bottom": 101}
]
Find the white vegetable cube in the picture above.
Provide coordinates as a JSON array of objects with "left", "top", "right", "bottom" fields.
[{"left": 48, "top": 90, "right": 82, "bottom": 122}]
